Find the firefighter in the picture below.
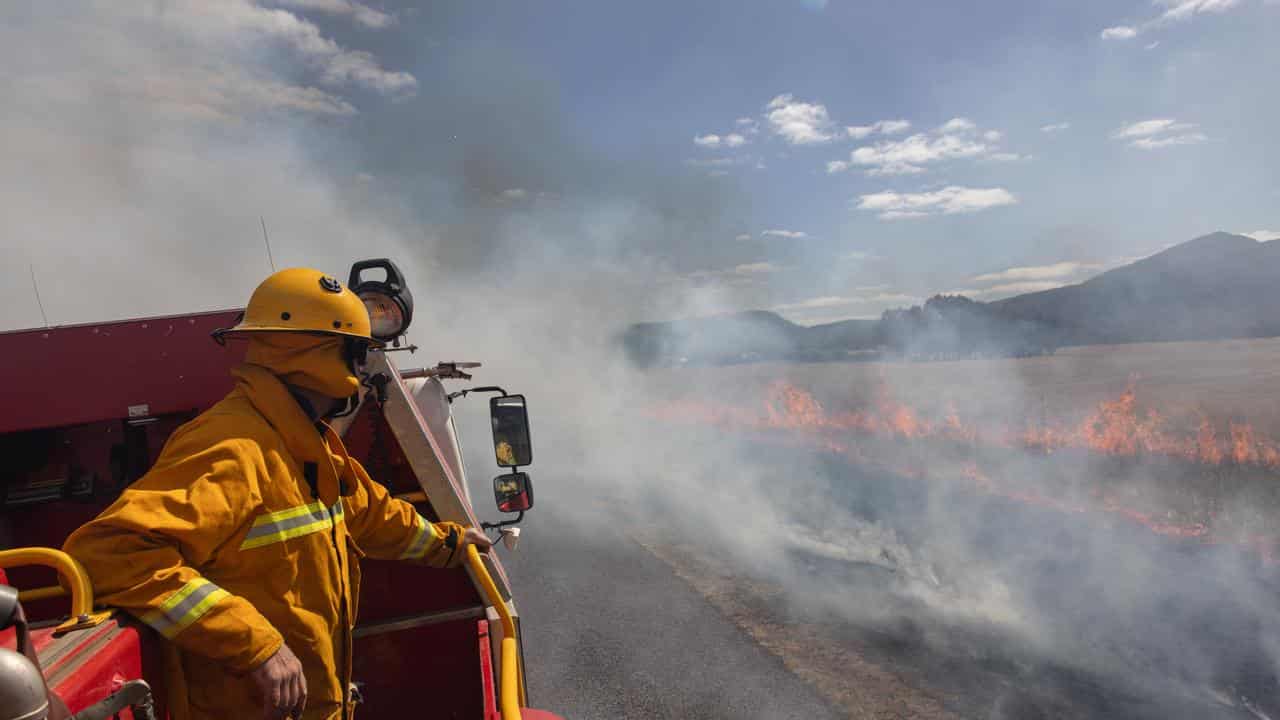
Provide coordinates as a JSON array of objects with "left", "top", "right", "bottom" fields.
[{"left": 63, "top": 268, "right": 491, "bottom": 720}]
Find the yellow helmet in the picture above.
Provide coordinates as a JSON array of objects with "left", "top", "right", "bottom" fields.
[{"left": 213, "top": 267, "right": 375, "bottom": 343}]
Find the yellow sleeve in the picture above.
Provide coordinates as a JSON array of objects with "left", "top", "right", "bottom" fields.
[
  {"left": 343, "top": 457, "right": 468, "bottom": 568},
  {"left": 63, "top": 429, "right": 283, "bottom": 673}
]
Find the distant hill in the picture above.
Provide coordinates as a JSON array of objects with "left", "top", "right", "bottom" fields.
[
  {"left": 994, "top": 232, "right": 1280, "bottom": 345},
  {"left": 622, "top": 232, "right": 1280, "bottom": 367}
]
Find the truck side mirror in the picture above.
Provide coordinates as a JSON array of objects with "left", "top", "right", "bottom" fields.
[
  {"left": 494, "top": 472, "right": 533, "bottom": 513},
  {"left": 490, "top": 394, "right": 532, "bottom": 468}
]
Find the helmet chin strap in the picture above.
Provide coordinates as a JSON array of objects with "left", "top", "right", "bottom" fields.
[
  {"left": 331, "top": 366, "right": 389, "bottom": 420},
  {"left": 288, "top": 386, "right": 353, "bottom": 423},
  {"left": 329, "top": 393, "right": 360, "bottom": 419}
]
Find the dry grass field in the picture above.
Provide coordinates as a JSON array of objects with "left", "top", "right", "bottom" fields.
[
  {"left": 648, "top": 337, "right": 1280, "bottom": 438},
  {"left": 636, "top": 338, "right": 1280, "bottom": 719},
  {"left": 644, "top": 336, "right": 1280, "bottom": 556}
]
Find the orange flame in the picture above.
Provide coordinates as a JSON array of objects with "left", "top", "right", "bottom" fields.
[{"left": 646, "top": 379, "right": 1280, "bottom": 563}]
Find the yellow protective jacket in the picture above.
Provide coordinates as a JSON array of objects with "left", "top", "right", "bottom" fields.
[{"left": 64, "top": 363, "right": 466, "bottom": 720}]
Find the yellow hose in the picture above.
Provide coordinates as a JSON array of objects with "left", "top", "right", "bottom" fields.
[
  {"left": 466, "top": 544, "right": 522, "bottom": 720},
  {"left": 0, "top": 547, "right": 94, "bottom": 618}
]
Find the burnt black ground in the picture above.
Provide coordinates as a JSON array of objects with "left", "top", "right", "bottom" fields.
[{"left": 749, "top": 442, "right": 1280, "bottom": 719}]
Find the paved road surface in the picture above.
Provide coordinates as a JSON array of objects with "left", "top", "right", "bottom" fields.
[{"left": 502, "top": 502, "right": 842, "bottom": 720}]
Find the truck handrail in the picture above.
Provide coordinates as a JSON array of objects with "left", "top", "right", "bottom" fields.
[
  {"left": 466, "top": 544, "right": 523, "bottom": 720},
  {"left": 0, "top": 547, "right": 94, "bottom": 619}
]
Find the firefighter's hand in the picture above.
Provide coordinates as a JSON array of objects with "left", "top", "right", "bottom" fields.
[
  {"left": 462, "top": 527, "right": 493, "bottom": 554},
  {"left": 250, "top": 643, "right": 307, "bottom": 719}
]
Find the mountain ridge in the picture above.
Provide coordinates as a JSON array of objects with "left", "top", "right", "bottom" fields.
[{"left": 622, "top": 232, "right": 1280, "bottom": 367}]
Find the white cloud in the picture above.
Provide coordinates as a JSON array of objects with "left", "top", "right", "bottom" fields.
[
  {"left": 846, "top": 119, "right": 911, "bottom": 139},
  {"left": 847, "top": 131, "right": 985, "bottom": 175},
  {"left": 773, "top": 290, "right": 921, "bottom": 323},
  {"left": 761, "top": 229, "right": 809, "bottom": 239},
  {"left": 269, "top": 0, "right": 395, "bottom": 29},
  {"left": 3, "top": 2, "right": 416, "bottom": 122},
  {"left": 774, "top": 293, "right": 918, "bottom": 311},
  {"left": 964, "top": 281, "right": 1071, "bottom": 298},
  {"left": 500, "top": 188, "right": 528, "bottom": 201},
  {"left": 1155, "top": 0, "right": 1241, "bottom": 22},
  {"left": 734, "top": 262, "right": 777, "bottom": 275},
  {"left": 161, "top": 0, "right": 416, "bottom": 97},
  {"left": 878, "top": 119, "right": 913, "bottom": 135},
  {"left": 735, "top": 233, "right": 753, "bottom": 241},
  {"left": 985, "top": 152, "right": 1028, "bottom": 163},
  {"left": 686, "top": 261, "right": 779, "bottom": 285},
  {"left": 1112, "top": 119, "right": 1183, "bottom": 138},
  {"left": 122, "top": 66, "right": 359, "bottom": 119},
  {"left": 320, "top": 49, "right": 417, "bottom": 95},
  {"left": 856, "top": 186, "right": 1017, "bottom": 220},
  {"left": 972, "top": 261, "right": 1100, "bottom": 284},
  {"left": 1243, "top": 230, "right": 1280, "bottom": 241},
  {"left": 765, "top": 94, "right": 836, "bottom": 145},
  {"left": 1145, "top": 41, "right": 1162, "bottom": 50},
  {"left": 774, "top": 296, "right": 862, "bottom": 311},
  {"left": 1112, "top": 118, "right": 1207, "bottom": 149},
  {"left": 1040, "top": 122, "right": 1071, "bottom": 133},
  {"left": 1131, "top": 133, "right": 1208, "bottom": 149},
  {"left": 686, "top": 157, "right": 738, "bottom": 168},
  {"left": 832, "top": 117, "right": 1020, "bottom": 176},
  {"left": 1102, "top": 0, "right": 1243, "bottom": 39},
  {"left": 1101, "top": 25, "right": 1139, "bottom": 39},
  {"left": 939, "top": 117, "right": 977, "bottom": 133},
  {"left": 695, "top": 131, "right": 748, "bottom": 149}
]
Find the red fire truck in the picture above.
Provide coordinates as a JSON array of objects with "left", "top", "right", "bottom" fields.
[{"left": 0, "top": 259, "right": 562, "bottom": 720}]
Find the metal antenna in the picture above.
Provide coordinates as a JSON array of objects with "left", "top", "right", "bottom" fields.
[
  {"left": 261, "top": 216, "right": 277, "bottom": 272},
  {"left": 29, "top": 264, "right": 49, "bottom": 327}
]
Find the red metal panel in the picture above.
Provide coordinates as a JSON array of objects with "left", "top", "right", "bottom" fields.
[
  {"left": 352, "top": 618, "right": 483, "bottom": 719},
  {"left": 0, "top": 310, "right": 244, "bottom": 434},
  {"left": 357, "top": 559, "right": 480, "bottom": 621},
  {"left": 47, "top": 621, "right": 146, "bottom": 716},
  {"left": 0, "top": 623, "right": 63, "bottom": 659}
]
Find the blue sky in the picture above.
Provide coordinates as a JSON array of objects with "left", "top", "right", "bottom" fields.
[{"left": 1, "top": 1, "right": 1277, "bottom": 329}]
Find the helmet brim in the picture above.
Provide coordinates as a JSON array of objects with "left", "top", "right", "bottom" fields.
[{"left": 211, "top": 325, "right": 384, "bottom": 346}]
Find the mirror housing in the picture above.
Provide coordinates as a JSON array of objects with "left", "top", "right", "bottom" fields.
[
  {"left": 490, "top": 394, "right": 532, "bottom": 468},
  {"left": 494, "top": 472, "right": 534, "bottom": 514}
]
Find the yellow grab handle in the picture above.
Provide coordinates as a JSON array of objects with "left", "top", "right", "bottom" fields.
[
  {"left": 466, "top": 544, "right": 522, "bottom": 720},
  {"left": 18, "top": 586, "right": 69, "bottom": 603},
  {"left": 0, "top": 547, "right": 94, "bottom": 618}
]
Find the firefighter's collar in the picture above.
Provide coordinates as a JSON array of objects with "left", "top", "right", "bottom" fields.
[{"left": 232, "top": 364, "right": 357, "bottom": 497}]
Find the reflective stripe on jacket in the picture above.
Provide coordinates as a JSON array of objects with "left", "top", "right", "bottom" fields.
[{"left": 64, "top": 363, "right": 464, "bottom": 720}]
